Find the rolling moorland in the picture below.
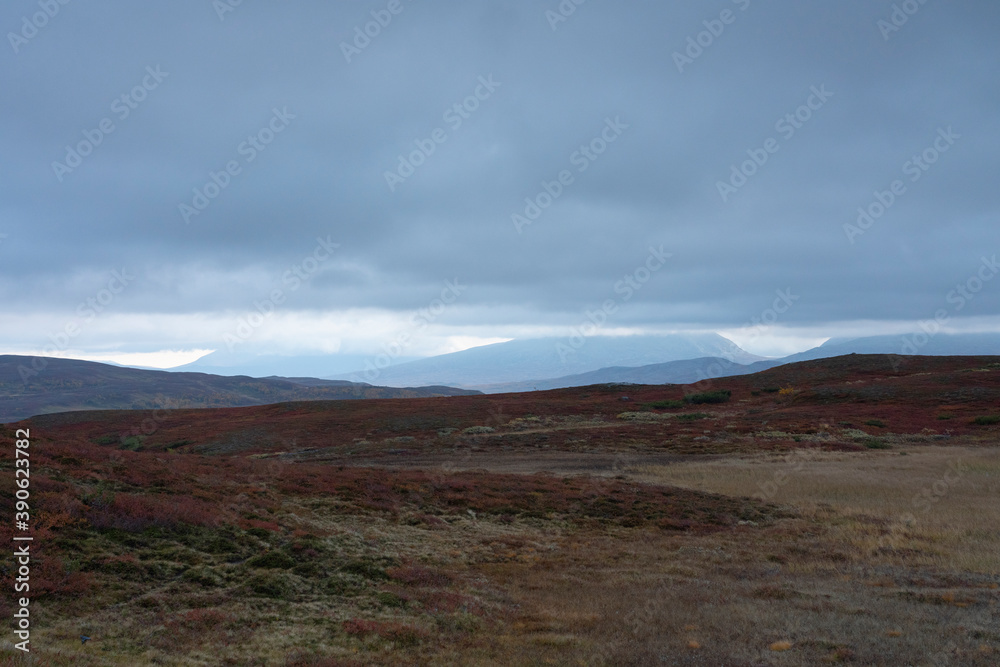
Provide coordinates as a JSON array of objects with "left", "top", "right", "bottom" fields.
[
  {"left": 0, "top": 356, "right": 480, "bottom": 424},
  {"left": 1, "top": 353, "right": 999, "bottom": 665}
]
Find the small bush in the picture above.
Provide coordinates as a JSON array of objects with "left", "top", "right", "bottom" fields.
[
  {"left": 676, "top": 413, "right": 710, "bottom": 422},
  {"left": 376, "top": 591, "right": 409, "bottom": 608},
  {"left": 326, "top": 572, "right": 366, "bottom": 596},
  {"left": 762, "top": 387, "right": 780, "bottom": 393},
  {"left": 182, "top": 566, "right": 226, "bottom": 587},
  {"left": 119, "top": 436, "right": 144, "bottom": 451},
  {"left": 972, "top": 415, "right": 1000, "bottom": 425},
  {"left": 778, "top": 387, "right": 795, "bottom": 396},
  {"left": 341, "top": 560, "right": 389, "bottom": 580},
  {"left": 684, "top": 390, "right": 731, "bottom": 404},
  {"left": 434, "top": 612, "right": 482, "bottom": 633},
  {"left": 246, "top": 571, "right": 297, "bottom": 599},
  {"left": 617, "top": 411, "right": 665, "bottom": 421},
  {"left": 863, "top": 438, "right": 891, "bottom": 450},
  {"left": 864, "top": 419, "right": 886, "bottom": 428},
  {"left": 644, "top": 400, "right": 685, "bottom": 410},
  {"left": 247, "top": 551, "right": 296, "bottom": 569},
  {"left": 461, "top": 426, "right": 495, "bottom": 435}
]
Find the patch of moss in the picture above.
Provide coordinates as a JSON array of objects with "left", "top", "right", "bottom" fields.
[
  {"left": 182, "top": 565, "right": 226, "bottom": 587},
  {"left": 247, "top": 551, "right": 296, "bottom": 569},
  {"left": 246, "top": 571, "right": 299, "bottom": 599}
]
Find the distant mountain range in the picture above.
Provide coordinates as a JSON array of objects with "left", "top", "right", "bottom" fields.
[
  {"left": 5, "top": 332, "right": 998, "bottom": 421},
  {"left": 778, "top": 332, "right": 1000, "bottom": 362},
  {"left": 0, "top": 356, "right": 479, "bottom": 423},
  {"left": 473, "top": 356, "right": 784, "bottom": 393},
  {"left": 173, "top": 350, "right": 419, "bottom": 378},
  {"left": 468, "top": 333, "right": 1000, "bottom": 393},
  {"left": 174, "top": 334, "right": 1000, "bottom": 388},
  {"left": 328, "top": 333, "right": 766, "bottom": 387}
]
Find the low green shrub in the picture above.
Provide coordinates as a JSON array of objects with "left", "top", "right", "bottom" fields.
[
  {"left": 972, "top": 415, "right": 1000, "bottom": 425},
  {"left": 246, "top": 551, "right": 296, "bottom": 569},
  {"left": 676, "top": 413, "right": 710, "bottom": 422},
  {"left": 684, "top": 390, "right": 731, "bottom": 404},
  {"left": 246, "top": 571, "right": 298, "bottom": 599},
  {"left": 461, "top": 426, "right": 495, "bottom": 435},
  {"left": 340, "top": 559, "right": 389, "bottom": 580},
  {"left": 376, "top": 590, "right": 409, "bottom": 608},
  {"left": 643, "top": 400, "right": 685, "bottom": 409},
  {"left": 183, "top": 566, "right": 226, "bottom": 587}
]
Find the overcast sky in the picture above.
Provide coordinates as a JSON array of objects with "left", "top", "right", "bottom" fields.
[{"left": 1, "top": 0, "right": 998, "bottom": 367}]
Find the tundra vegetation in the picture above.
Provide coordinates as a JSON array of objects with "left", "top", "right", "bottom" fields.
[{"left": 1, "top": 355, "right": 998, "bottom": 665}]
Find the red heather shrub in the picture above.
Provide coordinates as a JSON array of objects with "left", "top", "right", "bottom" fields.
[
  {"left": 30, "top": 554, "right": 93, "bottom": 598},
  {"left": 341, "top": 619, "right": 379, "bottom": 637},
  {"left": 87, "top": 492, "right": 220, "bottom": 532},
  {"left": 387, "top": 564, "right": 453, "bottom": 588},
  {"left": 341, "top": 619, "right": 428, "bottom": 645},
  {"left": 172, "top": 608, "right": 232, "bottom": 630},
  {"left": 412, "top": 590, "right": 480, "bottom": 615},
  {"left": 239, "top": 518, "right": 283, "bottom": 533}
]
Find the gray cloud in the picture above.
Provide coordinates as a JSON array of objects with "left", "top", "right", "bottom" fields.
[{"left": 1, "top": 0, "right": 998, "bottom": 359}]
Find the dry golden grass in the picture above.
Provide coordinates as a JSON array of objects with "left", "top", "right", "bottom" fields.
[
  {"left": 628, "top": 445, "right": 1000, "bottom": 573},
  {"left": 448, "top": 446, "right": 1000, "bottom": 665},
  {"left": 464, "top": 519, "right": 999, "bottom": 665}
]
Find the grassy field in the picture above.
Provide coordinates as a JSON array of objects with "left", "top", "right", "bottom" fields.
[{"left": 631, "top": 446, "right": 1000, "bottom": 574}]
